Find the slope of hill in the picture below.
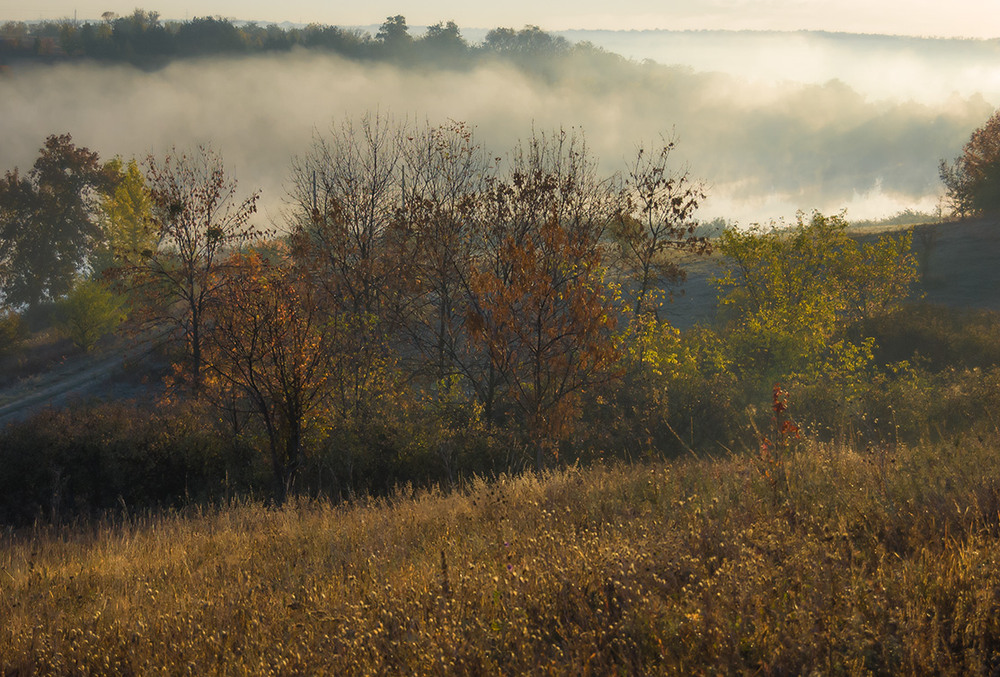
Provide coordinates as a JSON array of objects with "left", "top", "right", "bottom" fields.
[
  {"left": 910, "top": 217, "right": 1000, "bottom": 310},
  {"left": 667, "top": 216, "right": 1000, "bottom": 329}
]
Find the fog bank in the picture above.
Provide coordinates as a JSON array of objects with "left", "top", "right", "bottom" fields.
[{"left": 1, "top": 44, "right": 993, "bottom": 224}]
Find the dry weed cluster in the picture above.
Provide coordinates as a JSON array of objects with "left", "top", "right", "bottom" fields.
[{"left": 4, "top": 430, "right": 1000, "bottom": 674}]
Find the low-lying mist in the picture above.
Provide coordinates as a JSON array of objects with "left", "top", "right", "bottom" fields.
[
  {"left": 562, "top": 30, "right": 1000, "bottom": 107},
  {"left": 1, "top": 40, "right": 993, "bottom": 225}
]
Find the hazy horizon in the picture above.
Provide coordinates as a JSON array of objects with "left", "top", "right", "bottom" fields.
[{"left": 2, "top": 0, "right": 998, "bottom": 39}]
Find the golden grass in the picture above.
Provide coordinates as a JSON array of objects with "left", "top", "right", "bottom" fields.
[{"left": 3, "top": 434, "right": 1000, "bottom": 674}]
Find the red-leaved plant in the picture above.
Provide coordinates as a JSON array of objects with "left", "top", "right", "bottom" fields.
[{"left": 757, "top": 384, "right": 801, "bottom": 502}]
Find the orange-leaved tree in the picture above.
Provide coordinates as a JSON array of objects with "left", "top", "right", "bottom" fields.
[
  {"left": 205, "top": 247, "right": 329, "bottom": 504},
  {"left": 468, "top": 131, "right": 621, "bottom": 467}
]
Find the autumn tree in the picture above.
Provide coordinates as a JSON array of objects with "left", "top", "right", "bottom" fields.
[
  {"left": 0, "top": 134, "right": 116, "bottom": 308},
  {"left": 130, "top": 147, "right": 259, "bottom": 389},
  {"left": 206, "top": 249, "right": 329, "bottom": 503},
  {"left": 940, "top": 108, "right": 1000, "bottom": 217},
  {"left": 467, "top": 131, "right": 622, "bottom": 466}
]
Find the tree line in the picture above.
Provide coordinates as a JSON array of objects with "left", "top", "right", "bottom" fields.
[
  {"left": 0, "top": 113, "right": 934, "bottom": 508},
  {"left": 11, "top": 102, "right": 1000, "bottom": 511},
  {"left": 0, "top": 10, "right": 590, "bottom": 70}
]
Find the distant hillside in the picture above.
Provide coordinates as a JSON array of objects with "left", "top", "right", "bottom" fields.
[
  {"left": 910, "top": 217, "right": 1000, "bottom": 311},
  {"left": 556, "top": 29, "right": 1000, "bottom": 105}
]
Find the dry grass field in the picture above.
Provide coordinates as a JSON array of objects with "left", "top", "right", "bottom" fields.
[{"left": 3, "top": 429, "right": 1000, "bottom": 674}]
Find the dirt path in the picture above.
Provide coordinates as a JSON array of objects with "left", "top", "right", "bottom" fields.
[{"left": 0, "top": 341, "right": 161, "bottom": 427}]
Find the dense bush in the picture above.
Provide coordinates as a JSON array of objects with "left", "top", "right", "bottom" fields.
[
  {"left": 856, "top": 303, "right": 1000, "bottom": 371},
  {"left": 0, "top": 402, "right": 245, "bottom": 525},
  {"left": 0, "top": 309, "right": 24, "bottom": 357},
  {"left": 0, "top": 392, "right": 514, "bottom": 524}
]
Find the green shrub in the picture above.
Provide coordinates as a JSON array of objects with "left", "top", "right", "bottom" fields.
[
  {"left": 0, "top": 309, "right": 25, "bottom": 357},
  {"left": 55, "top": 278, "right": 126, "bottom": 351}
]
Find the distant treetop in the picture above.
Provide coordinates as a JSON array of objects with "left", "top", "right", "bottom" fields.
[{"left": 0, "top": 10, "right": 600, "bottom": 71}]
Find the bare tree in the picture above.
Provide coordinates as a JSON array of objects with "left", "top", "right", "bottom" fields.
[
  {"left": 131, "top": 146, "right": 259, "bottom": 389},
  {"left": 612, "top": 138, "right": 709, "bottom": 322},
  {"left": 287, "top": 113, "right": 409, "bottom": 451},
  {"left": 289, "top": 113, "right": 406, "bottom": 319},
  {"left": 397, "top": 121, "right": 495, "bottom": 384}
]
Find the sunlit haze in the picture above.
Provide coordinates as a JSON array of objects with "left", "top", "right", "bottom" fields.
[{"left": 1, "top": 0, "right": 998, "bottom": 38}]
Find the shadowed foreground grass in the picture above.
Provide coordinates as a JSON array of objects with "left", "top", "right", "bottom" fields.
[{"left": 3, "top": 433, "right": 1000, "bottom": 674}]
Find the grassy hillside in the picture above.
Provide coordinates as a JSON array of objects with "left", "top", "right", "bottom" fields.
[
  {"left": 3, "top": 430, "right": 1000, "bottom": 674},
  {"left": 2, "top": 211, "right": 999, "bottom": 673}
]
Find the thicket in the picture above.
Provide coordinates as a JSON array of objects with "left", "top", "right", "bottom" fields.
[{"left": 2, "top": 112, "right": 995, "bottom": 525}]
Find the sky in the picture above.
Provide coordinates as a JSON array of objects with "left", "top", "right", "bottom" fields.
[{"left": 1, "top": 0, "right": 999, "bottom": 38}]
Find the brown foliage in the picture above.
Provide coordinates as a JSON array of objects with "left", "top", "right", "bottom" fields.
[
  {"left": 205, "top": 248, "right": 328, "bottom": 503},
  {"left": 467, "top": 131, "right": 622, "bottom": 465}
]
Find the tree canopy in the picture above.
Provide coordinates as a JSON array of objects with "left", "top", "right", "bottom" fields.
[
  {"left": 0, "top": 134, "right": 116, "bottom": 308},
  {"left": 1, "top": 11, "right": 608, "bottom": 73},
  {"left": 940, "top": 108, "right": 1000, "bottom": 217}
]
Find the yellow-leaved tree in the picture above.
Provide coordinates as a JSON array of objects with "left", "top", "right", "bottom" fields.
[{"left": 714, "top": 210, "right": 918, "bottom": 393}]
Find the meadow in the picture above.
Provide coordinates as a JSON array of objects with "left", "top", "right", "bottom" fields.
[{"left": 3, "top": 420, "right": 1000, "bottom": 674}]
